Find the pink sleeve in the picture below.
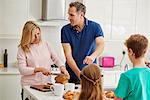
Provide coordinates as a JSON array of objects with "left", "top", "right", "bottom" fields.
[
  {"left": 17, "top": 47, "right": 35, "bottom": 75},
  {"left": 46, "top": 42, "right": 64, "bottom": 67}
]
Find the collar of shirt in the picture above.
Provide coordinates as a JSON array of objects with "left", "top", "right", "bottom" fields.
[{"left": 70, "top": 17, "right": 89, "bottom": 32}]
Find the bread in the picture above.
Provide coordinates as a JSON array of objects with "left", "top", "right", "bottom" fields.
[
  {"left": 55, "top": 74, "right": 69, "bottom": 84},
  {"left": 63, "top": 90, "right": 74, "bottom": 100},
  {"left": 105, "top": 91, "right": 115, "bottom": 98},
  {"left": 63, "top": 91, "right": 80, "bottom": 100}
]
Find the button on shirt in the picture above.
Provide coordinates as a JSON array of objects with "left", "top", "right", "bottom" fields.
[{"left": 61, "top": 18, "right": 104, "bottom": 78}]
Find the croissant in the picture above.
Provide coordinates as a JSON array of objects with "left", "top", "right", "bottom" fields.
[
  {"left": 105, "top": 91, "right": 115, "bottom": 98},
  {"left": 55, "top": 74, "right": 69, "bottom": 84}
]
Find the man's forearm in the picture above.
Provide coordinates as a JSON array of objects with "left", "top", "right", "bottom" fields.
[
  {"left": 66, "top": 56, "right": 81, "bottom": 78},
  {"left": 91, "top": 37, "right": 104, "bottom": 59},
  {"left": 91, "top": 43, "right": 104, "bottom": 59}
]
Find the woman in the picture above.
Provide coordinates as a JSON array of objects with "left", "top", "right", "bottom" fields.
[
  {"left": 17, "top": 21, "right": 69, "bottom": 86},
  {"left": 79, "top": 64, "right": 104, "bottom": 100}
]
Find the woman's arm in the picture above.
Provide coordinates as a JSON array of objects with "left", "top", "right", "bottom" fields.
[{"left": 17, "top": 47, "right": 35, "bottom": 75}]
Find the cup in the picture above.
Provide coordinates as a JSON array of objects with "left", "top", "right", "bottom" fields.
[
  {"left": 50, "top": 75, "right": 57, "bottom": 84},
  {"left": 53, "top": 83, "right": 64, "bottom": 96},
  {"left": 65, "top": 83, "right": 75, "bottom": 92}
]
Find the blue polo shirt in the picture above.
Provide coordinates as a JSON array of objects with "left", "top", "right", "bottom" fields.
[{"left": 61, "top": 18, "right": 104, "bottom": 79}]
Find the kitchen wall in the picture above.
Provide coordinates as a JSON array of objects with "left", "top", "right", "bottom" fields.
[
  {"left": 0, "top": 34, "right": 132, "bottom": 68},
  {"left": 0, "top": 2, "right": 2, "bottom": 34},
  {"left": 0, "top": 0, "right": 150, "bottom": 68}
]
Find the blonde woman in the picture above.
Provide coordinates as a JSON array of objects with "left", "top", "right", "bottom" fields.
[
  {"left": 79, "top": 64, "right": 104, "bottom": 100},
  {"left": 17, "top": 21, "right": 69, "bottom": 99}
]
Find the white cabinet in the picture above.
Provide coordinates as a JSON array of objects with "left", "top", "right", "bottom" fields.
[
  {"left": 135, "top": 0, "right": 150, "bottom": 39},
  {"left": 85, "top": 0, "right": 112, "bottom": 40},
  {"left": 85, "top": 0, "right": 150, "bottom": 41},
  {"left": 0, "top": 68, "right": 21, "bottom": 100},
  {"left": 0, "top": 0, "right": 28, "bottom": 39},
  {"left": 111, "top": 0, "right": 137, "bottom": 40},
  {"left": 102, "top": 70, "right": 123, "bottom": 88}
]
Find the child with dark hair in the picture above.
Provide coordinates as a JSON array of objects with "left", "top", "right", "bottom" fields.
[{"left": 114, "top": 34, "right": 150, "bottom": 100}]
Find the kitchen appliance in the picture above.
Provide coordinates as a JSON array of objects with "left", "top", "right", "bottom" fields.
[
  {"left": 42, "top": 0, "right": 66, "bottom": 20},
  {"left": 99, "top": 56, "right": 115, "bottom": 68}
]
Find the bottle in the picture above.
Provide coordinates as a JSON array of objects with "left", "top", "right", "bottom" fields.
[{"left": 4, "top": 49, "right": 8, "bottom": 67}]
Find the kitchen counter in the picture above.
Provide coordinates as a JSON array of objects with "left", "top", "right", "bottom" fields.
[
  {"left": 0, "top": 67, "right": 20, "bottom": 75},
  {"left": 23, "top": 85, "right": 115, "bottom": 100},
  {"left": 23, "top": 85, "right": 79, "bottom": 100}
]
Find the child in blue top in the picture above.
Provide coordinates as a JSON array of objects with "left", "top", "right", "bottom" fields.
[{"left": 114, "top": 34, "right": 150, "bottom": 100}]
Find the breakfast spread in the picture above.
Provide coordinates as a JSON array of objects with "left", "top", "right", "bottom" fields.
[
  {"left": 105, "top": 91, "right": 115, "bottom": 99},
  {"left": 63, "top": 90, "right": 80, "bottom": 100},
  {"left": 55, "top": 74, "right": 69, "bottom": 84}
]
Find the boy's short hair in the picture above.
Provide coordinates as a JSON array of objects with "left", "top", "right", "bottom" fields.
[{"left": 125, "top": 34, "right": 148, "bottom": 58}]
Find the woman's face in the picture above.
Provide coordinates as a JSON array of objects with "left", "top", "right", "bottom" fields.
[{"left": 31, "top": 28, "right": 41, "bottom": 44}]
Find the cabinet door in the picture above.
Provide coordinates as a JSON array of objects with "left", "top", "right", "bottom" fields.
[
  {"left": 111, "top": 0, "right": 137, "bottom": 40},
  {"left": 103, "top": 71, "right": 116, "bottom": 87},
  {"left": 0, "top": 74, "right": 21, "bottom": 100},
  {"left": 85, "top": 0, "right": 112, "bottom": 40},
  {"left": 0, "top": 0, "right": 28, "bottom": 38},
  {"left": 136, "top": 0, "right": 150, "bottom": 39}
]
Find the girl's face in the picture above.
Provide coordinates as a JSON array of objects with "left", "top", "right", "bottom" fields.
[{"left": 31, "top": 28, "right": 41, "bottom": 44}]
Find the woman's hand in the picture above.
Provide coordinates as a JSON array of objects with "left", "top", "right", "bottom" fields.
[
  {"left": 60, "top": 66, "right": 70, "bottom": 79},
  {"left": 34, "top": 67, "right": 51, "bottom": 76}
]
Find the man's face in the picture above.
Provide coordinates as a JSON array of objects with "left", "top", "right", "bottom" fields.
[{"left": 68, "top": 7, "right": 82, "bottom": 26}]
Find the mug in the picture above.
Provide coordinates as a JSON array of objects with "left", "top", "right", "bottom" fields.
[
  {"left": 65, "top": 83, "right": 75, "bottom": 92},
  {"left": 53, "top": 83, "right": 64, "bottom": 96}
]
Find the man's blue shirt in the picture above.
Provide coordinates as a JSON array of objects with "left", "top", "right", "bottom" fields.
[{"left": 61, "top": 18, "right": 104, "bottom": 78}]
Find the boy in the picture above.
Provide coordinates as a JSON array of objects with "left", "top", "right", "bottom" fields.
[{"left": 114, "top": 34, "right": 150, "bottom": 100}]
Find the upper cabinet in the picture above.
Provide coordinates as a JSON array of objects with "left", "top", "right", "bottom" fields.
[
  {"left": 0, "top": 0, "right": 29, "bottom": 39},
  {"left": 111, "top": 0, "right": 137, "bottom": 40},
  {"left": 135, "top": 0, "right": 150, "bottom": 39},
  {"left": 85, "top": 0, "right": 150, "bottom": 41},
  {"left": 1, "top": 0, "right": 149, "bottom": 40},
  {"left": 85, "top": 0, "right": 112, "bottom": 40},
  {"left": 0, "top": 0, "right": 85, "bottom": 39}
]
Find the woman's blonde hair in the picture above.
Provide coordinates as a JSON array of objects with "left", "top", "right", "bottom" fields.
[
  {"left": 79, "top": 64, "right": 103, "bottom": 100},
  {"left": 19, "top": 21, "right": 41, "bottom": 52}
]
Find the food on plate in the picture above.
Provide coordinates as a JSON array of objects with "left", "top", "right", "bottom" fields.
[
  {"left": 105, "top": 91, "right": 115, "bottom": 99},
  {"left": 63, "top": 90, "right": 80, "bottom": 100},
  {"left": 55, "top": 74, "right": 69, "bottom": 84},
  {"left": 43, "top": 85, "right": 50, "bottom": 89},
  {"left": 63, "top": 90, "right": 74, "bottom": 100}
]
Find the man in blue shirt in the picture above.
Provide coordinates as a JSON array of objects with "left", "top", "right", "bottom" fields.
[{"left": 61, "top": 1, "right": 104, "bottom": 84}]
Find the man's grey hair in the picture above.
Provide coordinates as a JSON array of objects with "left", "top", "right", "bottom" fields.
[{"left": 69, "top": 1, "right": 86, "bottom": 15}]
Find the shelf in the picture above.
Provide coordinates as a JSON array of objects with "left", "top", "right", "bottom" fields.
[
  {"left": 36, "top": 20, "right": 69, "bottom": 27},
  {"left": 0, "top": 34, "right": 20, "bottom": 39}
]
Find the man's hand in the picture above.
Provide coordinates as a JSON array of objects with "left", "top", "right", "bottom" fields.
[
  {"left": 76, "top": 70, "right": 81, "bottom": 79},
  {"left": 60, "top": 66, "right": 70, "bottom": 79},
  {"left": 83, "top": 56, "right": 95, "bottom": 65}
]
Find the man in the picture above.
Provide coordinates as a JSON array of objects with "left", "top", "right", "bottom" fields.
[
  {"left": 61, "top": 2, "right": 104, "bottom": 84},
  {"left": 114, "top": 34, "right": 150, "bottom": 100}
]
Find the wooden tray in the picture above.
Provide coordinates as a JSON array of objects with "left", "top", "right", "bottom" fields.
[{"left": 30, "top": 84, "right": 52, "bottom": 92}]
